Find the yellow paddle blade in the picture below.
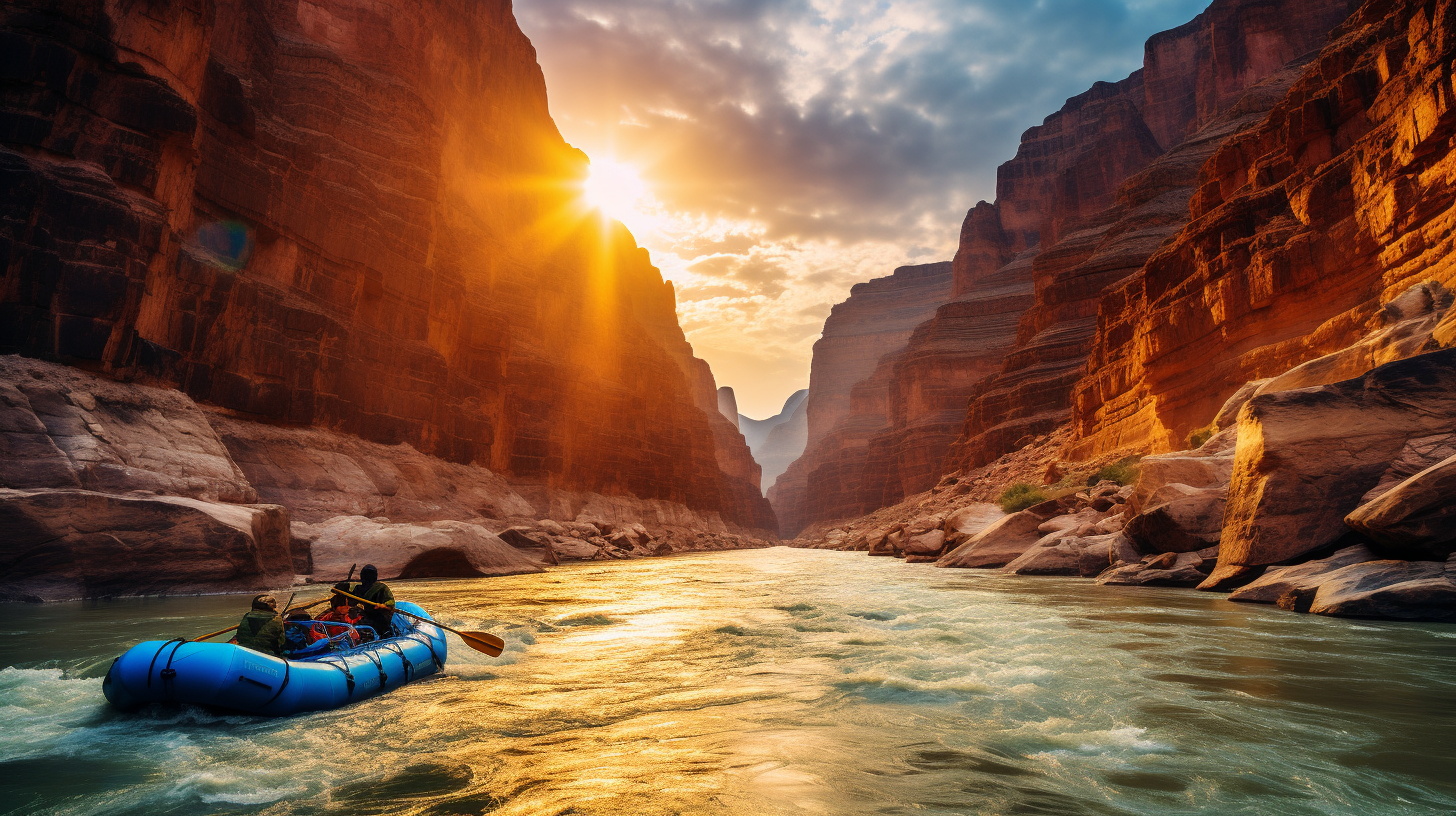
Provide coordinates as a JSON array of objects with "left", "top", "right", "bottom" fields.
[{"left": 458, "top": 631, "right": 505, "bottom": 657}]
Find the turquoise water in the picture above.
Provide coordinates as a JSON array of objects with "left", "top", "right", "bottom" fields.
[{"left": 2, "top": 548, "right": 1454, "bottom": 815}]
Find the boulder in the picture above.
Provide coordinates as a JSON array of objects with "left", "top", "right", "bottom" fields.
[
  {"left": 1346, "top": 453, "right": 1456, "bottom": 560},
  {"left": 905, "top": 515, "right": 945, "bottom": 535},
  {"left": 1036, "top": 508, "right": 1105, "bottom": 535},
  {"left": 1124, "top": 485, "right": 1226, "bottom": 553},
  {"left": 902, "top": 529, "right": 947, "bottom": 556},
  {"left": 937, "top": 503, "right": 1066, "bottom": 568},
  {"left": 0, "top": 488, "right": 293, "bottom": 601},
  {"left": 1002, "top": 532, "right": 1125, "bottom": 577},
  {"left": 498, "top": 526, "right": 549, "bottom": 550},
  {"left": 1355, "top": 434, "right": 1456, "bottom": 503},
  {"left": 1227, "top": 545, "right": 1379, "bottom": 604},
  {"left": 1204, "top": 349, "right": 1456, "bottom": 589},
  {"left": 1212, "top": 379, "right": 1270, "bottom": 430},
  {"left": 1096, "top": 550, "right": 1210, "bottom": 587},
  {"left": 550, "top": 537, "right": 600, "bottom": 561},
  {"left": 301, "top": 516, "right": 543, "bottom": 579},
  {"left": 1309, "top": 561, "right": 1456, "bottom": 622},
  {"left": 1129, "top": 428, "right": 1236, "bottom": 514},
  {"left": 943, "top": 504, "right": 1005, "bottom": 542}
]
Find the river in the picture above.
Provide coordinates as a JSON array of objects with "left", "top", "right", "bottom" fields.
[{"left": 2, "top": 548, "right": 1454, "bottom": 815}]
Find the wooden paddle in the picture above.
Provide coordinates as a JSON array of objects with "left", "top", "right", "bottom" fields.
[
  {"left": 335, "top": 587, "right": 505, "bottom": 657},
  {"left": 191, "top": 565, "right": 359, "bottom": 642}
]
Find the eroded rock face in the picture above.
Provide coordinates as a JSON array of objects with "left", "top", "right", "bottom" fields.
[
  {"left": 1346, "top": 452, "right": 1456, "bottom": 560},
  {"left": 0, "top": 0, "right": 772, "bottom": 533},
  {"left": 0, "top": 357, "right": 773, "bottom": 599},
  {"left": 0, "top": 356, "right": 255, "bottom": 502},
  {"left": 952, "top": 50, "right": 1329, "bottom": 472},
  {"left": 802, "top": 263, "right": 956, "bottom": 449},
  {"left": 0, "top": 488, "right": 292, "bottom": 602},
  {"left": 297, "top": 516, "right": 542, "bottom": 581},
  {"left": 1207, "top": 349, "right": 1456, "bottom": 587},
  {"left": 1074, "top": 0, "right": 1456, "bottom": 458},
  {"left": 1308, "top": 560, "right": 1456, "bottom": 622}
]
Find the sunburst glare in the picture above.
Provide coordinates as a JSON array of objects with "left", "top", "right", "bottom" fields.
[{"left": 582, "top": 157, "right": 651, "bottom": 226}]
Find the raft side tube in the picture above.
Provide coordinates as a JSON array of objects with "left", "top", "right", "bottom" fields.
[{"left": 103, "top": 601, "right": 449, "bottom": 715}]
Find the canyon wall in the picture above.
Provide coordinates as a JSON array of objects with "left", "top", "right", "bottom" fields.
[
  {"left": 739, "top": 389, "right": 807, "bottom": 492},
  {"left": 772, "top": 0, "right": 1350, "bottom": 535},
  {"left": 0, "top": 0, "right": 774, "bottom": 536},
  {"left": 1072, "top": 0, "right": 1456, "bottom": 457},
  {"left": 769, "top": 262, "right": 956, "bottom": 532},
  {"left": 946, "top": 0, "right": 1354, "bottom": 473}
]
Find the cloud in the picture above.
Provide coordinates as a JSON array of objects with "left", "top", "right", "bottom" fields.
[{"left": 517, "top": 0, "right": 1213, "bottom": 416}]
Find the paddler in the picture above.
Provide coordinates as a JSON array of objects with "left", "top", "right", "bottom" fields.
[
  {"left": 234, "top": 594, "right": 285, "bottom": 656},
  {"left": 317, "top": 581, "right": 365, "bottom": 645},
  {"left": 354, "top": 564, "right": 396, "bottom": 639}
]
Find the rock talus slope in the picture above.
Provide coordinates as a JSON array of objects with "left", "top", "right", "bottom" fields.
[{"left": 0, "top": 0, "right": 773, "bottom": 534}]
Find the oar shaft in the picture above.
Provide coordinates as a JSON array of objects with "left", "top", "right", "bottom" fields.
[
  {"left": 333, "top": 588, "right": 503, "bottom": 653},
  {"left": 191, "top": 595, "right": 331, "bottom": 642}
]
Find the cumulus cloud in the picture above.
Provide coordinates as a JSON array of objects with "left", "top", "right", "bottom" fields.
[{"left": 517, "top": 0, "right": 1211, "bottom": 416}]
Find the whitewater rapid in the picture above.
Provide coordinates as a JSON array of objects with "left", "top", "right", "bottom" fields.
[{"left": 2, "top": 548, "right": 1454, "bottom": 815}]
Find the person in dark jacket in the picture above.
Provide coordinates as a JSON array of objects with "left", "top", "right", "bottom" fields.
[
  {"left": 234, "top": 594, "right": 285, "bottom": 656},
  {"left": 355, "top": 564, "right": 396, "bottom": 638}
]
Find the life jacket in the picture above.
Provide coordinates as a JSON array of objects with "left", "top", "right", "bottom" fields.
[{"left": 316, "top": 606, "right": 363, "bottom": 645}]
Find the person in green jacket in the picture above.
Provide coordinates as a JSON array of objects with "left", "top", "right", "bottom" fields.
[
  {"left": 234, "top": 594, "right": 285, "bottom": 656},
  {"left": 355, "top": 564, "right": 396, "bottom": 639}
]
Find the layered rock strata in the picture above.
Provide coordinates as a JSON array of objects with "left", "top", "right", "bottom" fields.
[
  {"left": 1073, "top": 0, "right": 1456, "bottom": 457},
  {"left": 773, "top": 0, "right": 1347, "bottom": 535},
  {"left": 801, "top": 262, "right": 955, "bottom": 448},
  {"left": 947, "top": 0, "right": 1351, "bottom": 471},
  {"left": 0, "top": 356, "right": 775, "bottom": 601},
  {"left": 0, "top": 0, "right": 772, "bottom": 534},
  {"left": 793, "top": 279, "right": 1456, "bottom": 621},
  {"left": 771, "top": 261, "right": 1031, "bottom": 534}
]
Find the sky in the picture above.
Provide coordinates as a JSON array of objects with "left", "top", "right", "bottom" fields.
[{"left": 517, "top": 0, "right": 1212, "bottom": 419}]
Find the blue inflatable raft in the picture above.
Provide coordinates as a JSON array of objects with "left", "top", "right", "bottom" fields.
[{"left": 103, "top": 601, "right": 448, "bottom": 716}]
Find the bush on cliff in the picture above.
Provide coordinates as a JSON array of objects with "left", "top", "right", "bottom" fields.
[
  {"left": 1088, "top": 456, "right": 1142, "bottom": 487},
  {"left": 1185, "top": 424, "right": 1217, "bottom": 450},
  {"left": 998, "top": 483, "right": 1048, "bottom": 513}
]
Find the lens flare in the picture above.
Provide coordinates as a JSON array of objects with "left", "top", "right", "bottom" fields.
[
  {"left": 191, "top": 220, "right": 254, "bottom": 271},
  {"left": 582, "top": 158, "right": 649, "bottom": 223}
]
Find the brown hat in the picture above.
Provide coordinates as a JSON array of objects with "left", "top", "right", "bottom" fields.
[{"left": 252, "top": 594, "right": 278, "bottom": 611}]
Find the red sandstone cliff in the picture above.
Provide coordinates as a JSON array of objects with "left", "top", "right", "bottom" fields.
[
  {"left": 0, "top": 0, "right": 773, "bottom": 532},
  {"left": 943, "top": 0, "right": 1352, "bottom": 473},
  {"left": 1072, "top": 0, "right": 1456, "bottom": 458},
  {"left": 772, "top": 0, "right": 1350, "bottom": 535}
]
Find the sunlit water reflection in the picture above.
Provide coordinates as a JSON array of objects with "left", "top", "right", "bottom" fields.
[{"left": 2, "top": 548, "right": 1454, "bottom": 815}]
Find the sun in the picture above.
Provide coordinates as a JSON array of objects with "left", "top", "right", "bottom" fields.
[{"left": 582, "top": 157, "right": 649, "bottom": 222}]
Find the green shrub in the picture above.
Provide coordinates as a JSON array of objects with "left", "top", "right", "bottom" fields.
[
  {"left": 1185, "top": 423, "right": 1217, "bottom": 450},
  {"left": 998, "top": 482, "right": 1048, "bottom": 513},
  {"left": 1087, "top": 455, "right": 1142, "bottom": 487}
]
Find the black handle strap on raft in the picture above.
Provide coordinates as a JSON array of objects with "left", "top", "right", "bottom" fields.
[
  {"left": 146, "top": 639, "right": 187, "bottom": 692},
  {"left": 315, "top": 656, "right": 356, "bottom": 697},
  {"left": 260, "top": 659, "right": 292, "bottom": 710},
  {"left": 383, "top": 642, "right": 413, "bottom": 682},
  {"left": 363, "top": 648, "right": 388, "bottom": 688},
  {"left": 403, "top": 632, "right": 444, "bottom": 672}
]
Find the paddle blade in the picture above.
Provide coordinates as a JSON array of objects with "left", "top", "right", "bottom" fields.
[{"left": 459, "top": 631, "right": 505, "bottom": 657}]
